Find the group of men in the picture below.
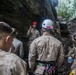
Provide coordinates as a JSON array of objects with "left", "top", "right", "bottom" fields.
[
  {"left": 0, "top": 19, "right": 76, "bottom": 75},
  {"left": 27, "top": 20, "right": 64, "bottom": 75}
]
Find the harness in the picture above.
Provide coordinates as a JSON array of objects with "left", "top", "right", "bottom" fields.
[{"left": 36, "top": 60, "right": 58, "bottom": 75}]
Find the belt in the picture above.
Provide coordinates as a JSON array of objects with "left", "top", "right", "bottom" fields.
[
  {"left": 36, "top": 60, "right": 58, "bottom": 75},
  {"left": 37, "top": 63, "right": 46, "bottom": 66},
  {"left": 37, "top": 60, "right": 56, "bottom": 65}
]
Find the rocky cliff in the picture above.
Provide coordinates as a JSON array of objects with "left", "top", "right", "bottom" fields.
[{"left": 0, "top": 0, "right": 54, "bottom": 37}]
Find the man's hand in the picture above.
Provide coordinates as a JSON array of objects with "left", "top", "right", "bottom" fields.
[{"left": 30, "top": 26, "right": 32, "bottom": 30}]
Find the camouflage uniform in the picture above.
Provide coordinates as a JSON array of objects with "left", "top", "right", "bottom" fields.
[
  {"left": 27, "top": 28, "right": 40, "bottom": 46},
  {"left": 68, "top": 33, "right": 76, "bottom": 69},
  {"left": 29, "top": 35, "right": 64, "bottom": 75},
  {"left": 10, "top": 38, "right": 24, "bottom": 59},
  {"left": 0, "top": 49, "right": 27, "bottom": 75},
  {"left": 68, "top": 46, "right": 76, "bottom": 69}
]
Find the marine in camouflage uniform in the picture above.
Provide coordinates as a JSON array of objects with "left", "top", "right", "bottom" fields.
[
  {"left": 68, "top": 33, "right": 76, "bottom": 69},
  {"left": 10, "top": 38, "right": 24, "bottom": 59},
  {"left": 0, "top": 49, "right": 27, "bottom": 75},
  {"left": 27, "top": 22, "right": 40, "bottom": 46},
  {"left": 28, "top": 19, "right": 64, "bottom": 75},
  {"left": 0, "top": 22, "right": 28, "bottom": 75}
]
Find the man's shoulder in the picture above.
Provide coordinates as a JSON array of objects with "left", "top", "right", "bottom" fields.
[
  {"left": 51, "top": 36, "right": 61, "bottom": 46},
  {"left": 42, "top": 35, "right": 61, "bottom": 45},
  {"left": 13, "top": 38, "right": 23, "bottom": 46},
  {"left": 32, "top": 35, "right": 61, "bottom": 44},
  {"left": 33, "top": 36, "right": 42, "bottom": 41},
  {"left": 5, "top": 52, "right": 26, "bottom": 64},
  {"left": 14, "top": 38, "right": 22, "bottom": 43},
  {"left": 51, "top": 36, "right": 61, "bottom": 43},
  {"left": 0, "top": 51, "right": 19, "bottom": 62},
  {"left": 35, "top": 29, "right": 39, "bottom": 32},
  {"left": 5, "top": 52, "right": 19, "bottom": 59}
]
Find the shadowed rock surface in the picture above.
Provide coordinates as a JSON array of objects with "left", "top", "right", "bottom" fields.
[
  {"left": 0, "top": 0, "right": 54, "bottom": 37},
  {"left": 0, "top": 0, "right": 55, "bottom": 59}
]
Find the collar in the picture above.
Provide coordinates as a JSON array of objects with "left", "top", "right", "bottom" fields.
[{"left": 0, "top": 49, "right": 6, "bottom": 52}]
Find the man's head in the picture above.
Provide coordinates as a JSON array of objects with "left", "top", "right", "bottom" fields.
[
  {"left": 0, "top": 22, "right": 16, "bottom": 52},
  {"left": 32, "top": 22, "right": 37, "bottom": 29},
  {"left": 41, "top": 19, "right": 54, "bottom": 34}
]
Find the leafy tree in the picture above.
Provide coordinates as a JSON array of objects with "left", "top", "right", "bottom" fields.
[
  {"left": 58, "top": 0, "right": 76, "bottom": 20},
  {"left": 73, "top": 0, "right": 76, "bottom": 11}
]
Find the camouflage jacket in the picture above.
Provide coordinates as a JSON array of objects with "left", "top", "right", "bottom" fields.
[
  {"left": 68, "top": 47, "right": 76, "bottom": 57},
  {"left": 27, "top": 28, "right": 40, "bottom": 42},
  {"left": 29, "top": 35, "right": 64, "bottom": 71},
  {"left": 10, "top": 38, "right": 24, "bottom": 59},
  {"left": 68, "top": 46, "right": 76, "bottom": 69},
  {"left": 0, "top": 49, "right": 27, "bottom": 75}
]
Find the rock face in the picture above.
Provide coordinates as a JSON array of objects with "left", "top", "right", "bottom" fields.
[
  {"left": 68, "top": 18, "right": 76, "bottom": 34},
  {"left": 0, "top": 0, "right": 54, "bottom": 37}
]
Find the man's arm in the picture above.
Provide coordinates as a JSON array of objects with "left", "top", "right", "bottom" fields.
[
  {"left": 37, "top": 31, "right": 40, "bottom": 37},
  {"left": 28, "top": 40, "right": 37, "bottom": 71},
  {"left": 27, "top": 26, "right": 32, "bottom": 38}
]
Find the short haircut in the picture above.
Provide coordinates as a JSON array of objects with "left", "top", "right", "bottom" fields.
[
  {"left": 0, "top": 22, "right": 16, "bottom": 38},
  {"left": 42, "top": 28, "right": 53, "bottom": 34}
]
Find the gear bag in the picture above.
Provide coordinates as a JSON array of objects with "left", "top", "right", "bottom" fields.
[{"left": 36, "top": 61, "right": 58, "bottom": 75}]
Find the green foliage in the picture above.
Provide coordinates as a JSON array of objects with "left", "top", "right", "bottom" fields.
[
  {"left": 73, "top": 0, "right": 76, "bottom": 9},
  {"left": 58, "top": 0, "right": 76, "bottom": 20}
]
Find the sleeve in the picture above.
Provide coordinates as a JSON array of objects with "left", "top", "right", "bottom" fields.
[
  {"left": 37, "top": 31, "right": 40, "bottom": 37},
  {"left": 27, "top": 29, "right": 31, "bottom": 38},
  {"left": 57, "top": 43, "right": 64, "bottom": 66},
  {"left": 19, "top": 42, "right": 24, "bottom": 59},
  {"left": 28, "top": 40, "right": 37, "bottom": 71},
  {"left": 15, "top": 57, "right": 28, "bottom": 75}
]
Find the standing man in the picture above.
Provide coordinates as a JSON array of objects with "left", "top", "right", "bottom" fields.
[
  {"left": 68, "top": 33, "right": 76, "bottom": 69},
  {"left": 0, "top": 22, "right": 27, "bottom": 75},
  {"left": 10, "top": 38, "right": 24, "bottom": 59},
  {"left": 29, "top": 19, "right": 64, "bottom": 75},
  {"left": 27, "top": 21, "right": 40, "bottom": 46}
]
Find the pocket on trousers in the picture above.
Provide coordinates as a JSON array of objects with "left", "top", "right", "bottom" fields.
[{"left": 35, "top": 66, "right": 45, "bottom": 74}]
